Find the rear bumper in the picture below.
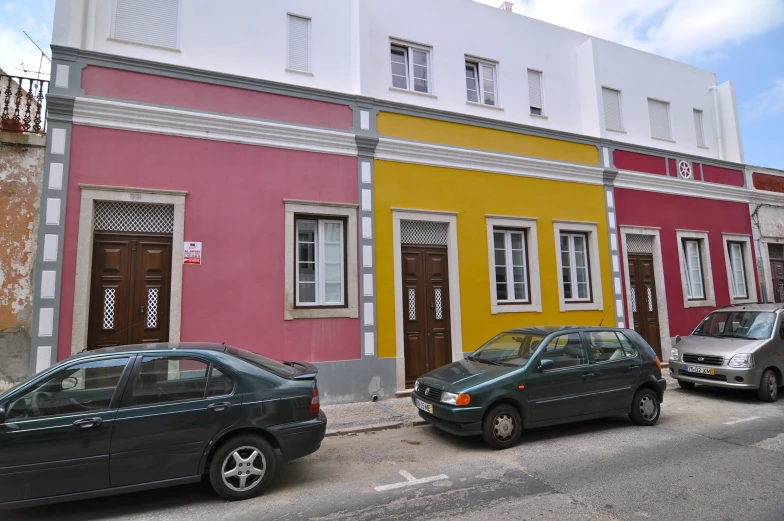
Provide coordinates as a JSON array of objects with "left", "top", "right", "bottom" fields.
[
  {"left": 669, "top": 362, "right": 760, "bottom": 389},
  {"left": 271, "top": 410, "right": 327, "bottom": 461}
]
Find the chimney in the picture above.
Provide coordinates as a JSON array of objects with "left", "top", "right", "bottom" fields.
[{"left": 499, "top": 1, "right": 514, "bottom": 11}]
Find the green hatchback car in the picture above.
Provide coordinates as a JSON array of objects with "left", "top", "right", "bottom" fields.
[{"left": 412, "top": 326, "right": 666, "bottom": 449}]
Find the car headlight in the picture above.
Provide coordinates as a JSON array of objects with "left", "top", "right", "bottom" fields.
[
  {"left": 670, "top": 348, "right": 679, "bottom": 361},
  {"left": 728, "top": 354, "right": 754, "bottom": 368},
  {"left": 440, "top": 391, "right": 471, "bottom": 406}
]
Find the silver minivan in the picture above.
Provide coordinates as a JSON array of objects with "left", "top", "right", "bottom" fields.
[{"left": 669, "top": 304, "right": 784, "bottom": 402}]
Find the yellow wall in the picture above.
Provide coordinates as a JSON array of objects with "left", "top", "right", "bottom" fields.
[
  {"left": 375, "top": 161, "right": 613, "bottom": 359},
  {"left": 377, "top": 112, "right": 599, "bottom": 166}
]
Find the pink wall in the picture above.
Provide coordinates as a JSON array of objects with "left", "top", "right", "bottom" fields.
[
  {"left": 615, "top": 188, "right": 757, "bottom": 337},
  {"left": 702, "top": 165, "right": 745, "bottom": 187},
  {"left": 82, "top": 66, "right": 354, "bottom": 130},
  {"left": 59, "top": 125, "right": 360, "bottom": 363},
  {"left": 613, "top": 150, "right": 666, "bottom": 176}
]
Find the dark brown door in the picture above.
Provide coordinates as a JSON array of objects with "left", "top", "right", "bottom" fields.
[
  {"left": 628, "top": 254, "right": 662, "bottom": 358},
  {"left": 402, "top": 246, "right": 452, "bottom": 387},
  {"left": 87, "top": 233, "right": 172, "bottom": 350},
  {"left": 771, "top": 260, "right": 784, "bottom": 303}
]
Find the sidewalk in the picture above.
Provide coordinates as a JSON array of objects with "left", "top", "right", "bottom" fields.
[{"left": 322, "top": 374, "right": 682, "bottom": 436}]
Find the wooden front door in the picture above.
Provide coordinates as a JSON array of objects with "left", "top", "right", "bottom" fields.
[
  {"left": 628, "top": 254, "right": 662, "bottom": 358},
  {"left": 87, "top": 233, "right": 173, "bottom": 350},
  {"left": 771, "top": 260, "right": 784, "bottom": 303},
  {"left": 401, "top": 246, "right": 452, "bottom": 387}
]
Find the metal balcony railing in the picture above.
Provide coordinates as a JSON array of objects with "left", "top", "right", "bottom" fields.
[{"left": 1, "top": 74, "right": 48, "bottom": 134}]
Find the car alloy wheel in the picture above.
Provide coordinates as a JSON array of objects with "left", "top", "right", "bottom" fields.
[
  {"left": 639, "top": 395, "right": 658, "bottom": 422},
  {"left": 769, "top": 377, "right": 778, "bottom": 400},
  {"left": 221, "top": 446, "right": 266, "bottom": 492},
  {"left": 493, "top": 412, "right": 516, "bottom": 441}
]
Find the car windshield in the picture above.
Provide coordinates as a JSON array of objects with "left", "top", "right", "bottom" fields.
[
  {"left": 469, "top": 333, "right": 545, "bottom": 367},
  {"left": 228, "top": 347, "right": 297, "bottom": 378},
  {"left": 694, "top": 311, "right": 775, "bottom": 340}
]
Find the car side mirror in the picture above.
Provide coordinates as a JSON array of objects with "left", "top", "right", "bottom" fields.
[
  {"left": 538, "top": 359, "right": 554, "bottom": 372},
  {"left": 0, "top": 406, "right": 6, "bottom": 424}
]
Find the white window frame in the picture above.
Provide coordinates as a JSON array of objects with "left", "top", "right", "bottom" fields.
[
  {"left": 389, "top": 40, "right": 432, "bottom": 95},
  {"left": 648, "top": 97, "right": 673, "bottom": 142},
  {"left": 111, "top": 0, "right": 182, "bottom": 51},
  {"left": 465, "top": 56, "right": 499, "bottom": 107},
  {"left": 527, "top": 69, "right": 545, "bottom": 116},
  {"left": 694, "top": 109, "right": 707, "bottom": 148},
  {"left": 553, "top": 221, "right": 603, "bottom": 312},
  {"left": 486, "top": 217, "right": 541, "bottom": 314},
  {"left": 675, "top": 230, "right": 716, "bottom": 308},
  {"left": 284, "top": 201, "right": 358, "bottom": 320},
  {"left": 286, "top": 13, "right": 312, "bottom": 74},
  {"left": 295, "top": 219, "right": 344, "bottom": 307},
  {"left": 722, "top": 234, "right": 757, "bottom": 304},
  {"left": 602, "top": 87, "right": 624, "bottom": 132}
]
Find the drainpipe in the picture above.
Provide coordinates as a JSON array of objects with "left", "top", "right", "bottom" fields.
[
  {"left": 85, "top": 0, "right": 97, "bottom": 51},
  {"left": 710, "top": 86, "right": 724, "bottom": 161}
]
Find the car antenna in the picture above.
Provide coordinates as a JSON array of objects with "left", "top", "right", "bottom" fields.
[{"left": 598, "top": 305, "right": 612, "bottom": 327}]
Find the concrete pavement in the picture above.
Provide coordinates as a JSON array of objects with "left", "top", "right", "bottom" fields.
[{"left": 9, "top": 381, "right": 784, "bottom": 521}]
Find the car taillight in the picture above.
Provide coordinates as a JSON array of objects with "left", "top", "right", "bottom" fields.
[
  {"left": 309, "top": 386, "right": 320, "bottom": 414},
  {"left": 654, "top": 356, "right": 662, "bottom": 371}
]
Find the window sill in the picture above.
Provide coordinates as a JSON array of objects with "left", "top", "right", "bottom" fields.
[
  {"left": 107, "top": 37, "right": 181, "bottom": 53},
  {"left": 606, "top": 128, "right": 627, "bottom": 134},
  {"left": 466, "top": 101, "right": 504, "bottom": 111},
  {"left": 652, "top": 136, "right": 676, "bottom": 144},
  {"left": 683, "top": 298, "right": 716, "bottom": 309},
  {"left": 285, "top": 306, "right": 358, "bottom": 320},
  {"left": 492, "top": 303, "right": 542, "bottom": 314},
  {"left": 559, "top": 300, "right": 603, "bottom": 312},
  {"left": 286, "top": 68, "right": 314, "bottom": 77},
  {"left": 389, "top": 87, "right": 437, "bottom": 99},
  {"left": 729, "top": 297, "right": 755, "bottom": 305},
  {"left": 529, "top": 113, "right": 548, "bottom": 120},
  {"left": 697, "top": 145, "right": 710, "bottom": 150}
]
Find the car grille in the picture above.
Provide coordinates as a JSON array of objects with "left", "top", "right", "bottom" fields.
[
  {"left": 678, "top": 370, "right": 727, "bottom": 382},
  {"left": 415, "top": 384, "right": 442, "bottom": 402},
  {"left": 682, "top": 354, "right": 724, "bottom": 366}
]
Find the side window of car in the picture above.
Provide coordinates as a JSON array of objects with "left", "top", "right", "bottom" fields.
[
  {"left": 128, "top": 357, "right": 210, "bottom": 407},
  {"left": 4, "top": 357, "right": 130, "bottom": 421},
  {"left": 207, "top": 366, "right": 235, "bottom": 397},
  {"left": 540, "top": 333, "right": 588, "bottom": 370},
  {"left": 616, "top": 332, "right": 639, "bottom": 358},
  {"left": 586, "top": 331, "right": 627, "bottom": 363}
]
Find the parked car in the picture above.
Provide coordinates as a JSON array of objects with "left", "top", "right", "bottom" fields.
[
  {"left": 412, "top": 326, "right": 665, "bottom": 449},
  {"left": 0, "top": 343, "right": 326, "bottom": 509},
  {"left": 669, "top": 304, "right": 784, "bottom": 402}
]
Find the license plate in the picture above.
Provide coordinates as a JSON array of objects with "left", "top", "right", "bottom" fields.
[
  {"left": 415, "top": 398, "right": 434, "bottom": 415},
  {"left": 685, "top": 365, "right": 715, "bottom": 375}
]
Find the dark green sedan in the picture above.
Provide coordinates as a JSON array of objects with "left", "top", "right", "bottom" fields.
[
  {"left": 412, "top": 327, "right": 666, "bottom": 449},
  {"left": 0, "top": 343, "right": 326, "bottom": 509}
]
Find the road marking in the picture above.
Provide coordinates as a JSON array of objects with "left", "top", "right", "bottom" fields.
[
  {"left": 374, "top": 470, "right": 449, "bottom": 491},
  {"left": 723, "top": 416, "right": 762, "bottom": 425}
]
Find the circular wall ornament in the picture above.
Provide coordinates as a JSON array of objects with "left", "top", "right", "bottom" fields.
[{"left": 678, "top": 160, "right": 692, "bottom": 179}]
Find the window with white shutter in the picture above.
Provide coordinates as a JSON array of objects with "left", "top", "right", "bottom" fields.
[
  {"left": 287, "top": 15, "right": 311, "bottom": 73},
  {"left": 527, "top": 69, "right": 543, "bottom": 116},
  {"left": 602, "top": 87, "right": 623, "bottom": 132},
  {"left": 114, "top": 0, "right": 180, "bottom": 49},
  {"left": 694, "top": 109, "right": 706, "bottom": 147},
  {"left": 648, "top": 99, "right": 672, "bottom": 141}
]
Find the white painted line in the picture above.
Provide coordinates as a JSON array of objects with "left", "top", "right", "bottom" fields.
[
  {"left": 374, "top": 470, "right": 449, "bottom": 492},
  {"left": 723, "top": 416, "right": 761, "bottom": 425}
]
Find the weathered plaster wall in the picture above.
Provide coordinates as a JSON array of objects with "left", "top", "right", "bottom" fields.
[{"left": 0, "top": 132, "right": 45, "bottom": 388}]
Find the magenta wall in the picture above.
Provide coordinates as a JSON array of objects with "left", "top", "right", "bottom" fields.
[
  {"left": 59, "top": 125, "right": 360, "bottom": 362},
  {"left": 615, "top": 188, "right": 757, "bottom": 337}
]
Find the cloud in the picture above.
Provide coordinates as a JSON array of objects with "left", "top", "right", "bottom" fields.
[
  {"left": 742, "top": 78, "right": 784, "bottom": 120},
  {"left": 473, "top": 0, "right": 784, "bottom": 59},
  {"left": 0, "top": 0, "right": 54, "bottom": 77}
]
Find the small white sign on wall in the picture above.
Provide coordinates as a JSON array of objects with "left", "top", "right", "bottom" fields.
[{"left": 183, "top": 242, "right": 202, "bottom": 265}]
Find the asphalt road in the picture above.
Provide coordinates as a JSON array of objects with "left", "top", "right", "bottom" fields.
[{"left": 8, "top": 384, "right": 784, "bottom": 521}]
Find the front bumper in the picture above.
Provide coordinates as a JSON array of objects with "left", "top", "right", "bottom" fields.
[
  {"left": 668, "top": 361, "right": 761, "bottom": 389},
  {"left": 271, "top": 410, "right": 327, "bottom": 461},
  {"left": 411, "top": 393, "right": 483, "bottom": 436}
]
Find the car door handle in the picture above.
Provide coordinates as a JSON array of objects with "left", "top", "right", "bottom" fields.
[
  {"left": 582, "top": 372, "right": 595, "bottom": 379},
  {"left": 628, "top": 365, "right": 641, "bottom": 370},
  {"left": 208, "top": 402, "right": 231, "bottom": 412},
  {"left": 73, "top": 417, "right": 103, "bottom": 428}
]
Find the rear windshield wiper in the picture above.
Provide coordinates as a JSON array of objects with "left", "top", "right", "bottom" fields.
[{"left": 282, "top": 360, "right": 308, "bottom": 369}]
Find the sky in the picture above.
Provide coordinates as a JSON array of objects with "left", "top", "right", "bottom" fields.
[{"left": 0, "top": 0, "right": 782, "bottom": 169}]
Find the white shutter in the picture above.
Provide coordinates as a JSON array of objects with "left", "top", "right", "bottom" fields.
[
  {"left": 602, "top": 87, "right": 623, "bottom": 131},
  {"left": 527, "top": 69, "right": 543, "bottom": 110},
  {"left": 694, "top": 109, "right": 705, "bottom": 147},
  {"left": 114, "top": 0, "right": 180, "bottom": 49},
  {"left": 648, "top": 99, "right": 672, "bottom": 140},
  {"left": 288, "top": 15, "right": 310, "bottom": 72}
]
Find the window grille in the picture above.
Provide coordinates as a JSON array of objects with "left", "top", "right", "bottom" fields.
[
  {"left": 400, "top": 221, "right": 448, "bottom": 246},
  {"left": 626, "top": 234, "right": 654, "bottom": 254},
  {"left": 94, "top": 201, "right": 174, "bottom": 234}
]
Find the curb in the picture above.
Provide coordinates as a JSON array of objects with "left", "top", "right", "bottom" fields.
[{"left": 325, "top": 418, "right": 428, "bottom": 437}]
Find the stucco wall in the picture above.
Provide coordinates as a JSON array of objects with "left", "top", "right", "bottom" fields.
[{"left": 0, "top": 132, "right": 45, "bottom": 388}]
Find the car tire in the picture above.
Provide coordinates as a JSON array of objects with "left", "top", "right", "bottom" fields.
[
  {"left": 757, "top": 369, "right": 779, "bottom": 403},
  {"left": 629, "top": 388, "right": 661, "bottom": 426},
  {"left": 482, "top": 403, "right": 523, "bottom": 450},
  {"left": 209, "top": 435, "right": 277, "bottom": 501},
  {"left": 677, "top": 380, "right": 695, "bottom": 390}
]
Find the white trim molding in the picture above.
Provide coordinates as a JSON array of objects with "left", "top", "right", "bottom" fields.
[
  {"left": 392, "top": 210, "right": 463, "bottom": 392},
  {"left": 552, "top": 220, "right": 604, "bottom": 312},
  {"left": 721, "top": 233, "right": 758, "bottom": 304},
  {"left": 675, "top": 229, "right": 716, "bottom": 308},
  {"left": 619, "top": 226, "right": 671, "bottom": 353},
  {"left": 284, "top": 201, "right": 358, "bottom": 320},
  {"left": 72, "top": 185, "right": 187, "bottom": 354},
  {"left": 72, "top": 97, "right": 358, "bottom": 157},
  {"left": 485, "top": 216, "right": 542, "bottom": 314}
]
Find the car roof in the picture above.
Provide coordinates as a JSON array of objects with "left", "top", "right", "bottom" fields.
[
  {"left": 710, "top": 303, "right": 784, "bottom": 313},
  {"left": 69, "top": 342, "right": 228, "bottom": 360},
  {"left": 503, "top": 326, "right": 626, "bottom": 335}
]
